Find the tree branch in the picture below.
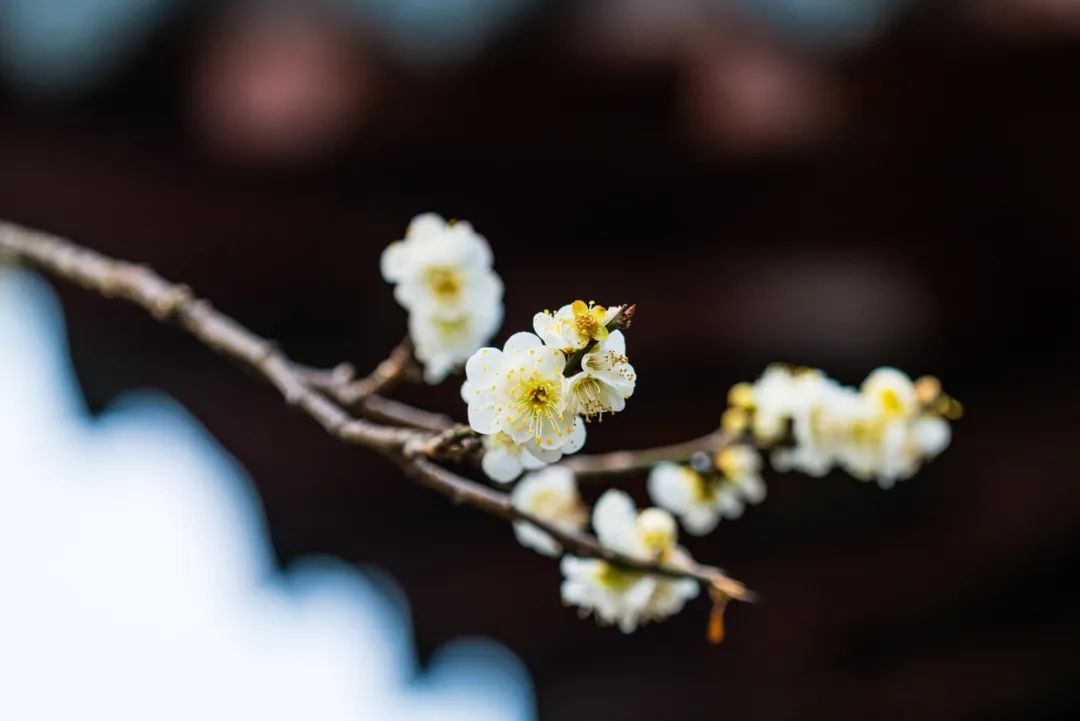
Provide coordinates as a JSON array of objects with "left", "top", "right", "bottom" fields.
[
  {"left": 297, "top": 359, "right": 454, "bottom": 432},
  {"left": 0, "top": 221, "right": 417, "bottom": 454},
  {"left": 560, "top": 429, "right": 740, "bottom": 479},
  {"left": 0, "top": 219, "right": 753, "bottom": 609}
]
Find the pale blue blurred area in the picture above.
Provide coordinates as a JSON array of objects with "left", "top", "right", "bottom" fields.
[
  {"left": 0, "top": 0, "right": 913, "bottom": 94},
  {"left": 333, "top": 0, "right": 540, "bottom": 64},
  {"left": 728, "top": 0, "right": 913, "bottom": 49},
  {"left": 0, "top": 268, "right": 535, "bottom": 721},
  {"left": 0, "top": 0, "right": 182, "bottom": 94}
]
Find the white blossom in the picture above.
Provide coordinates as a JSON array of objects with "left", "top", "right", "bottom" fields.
[
  {"left": 861, "top": 366, "right": 919, "bottom": 420},
  {"left": 559, "top": 490, "right": 699, "bottom": 633},
  {"left": 737, "top": 365, "right": 956, "bottom": 487},
  {"left": 564, "top": 330, "right": 636, "bottom": 420},
  {"left": 380, "top": 213, "right": 502, "bottom": 315},
  {"left": 532, "top": 300, "right": 621, "bottom": 353},
  {"left": 408, "top": 304, "right": 502, "bottom": 384},
  {"left": 647, "top": 445, "right": 766, "bottom": 535},
  {"left": 509, "top": 467, "right": 588, "bottom": 557},
  {"left": 381, "top": 213, "right": 504, "bottom": 383},
  {"left": 463, "top": 332, "right": 578, "bottom": 451}
]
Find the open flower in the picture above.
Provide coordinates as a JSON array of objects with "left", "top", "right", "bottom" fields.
[
  {"left": 533, "top": 300, "right": 621, "bottom": 353},
  {"left": 408, "top": 304, "right": 502, "bottom": 384},
  {"left": 381, "top": 213, "right": 504, "bottom": 383},
  {"left": 463, "top": 332, "right": 577, "bottom": 451},
  {"left": 380, "top": 213, "right": 502, "bottom": 315},
  {"left": 861, "top": 367, "right": 918, "bottom": 420},
  {"left": 647, "top": 446, "right": 765, "bottom": 535},
  {"left": 559, "top": 490, "right": 699, "bottom": 632},
  {"left": 565, "top": 330, "right": 636, "bottom": 420},
  {"left": 510, "top": 467, "right": 588, "bottom": 556}
]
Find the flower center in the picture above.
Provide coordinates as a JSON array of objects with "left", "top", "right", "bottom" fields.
[
  {"left": 571, "top": 376, "right": 609, "bottom": 420},
  {"left": 569, "top": 300, "right": 609, "bottom": 343},
  {"left": 878, "top": 388, "right": 904, "bottom": 416},
  {"left": 511, "top": 374, "right": 562, "bottom": 441},
  {"left": 574, "top": 313, "right": 599, "bottom": 337},
  {"left": 425, "top": 266, "right": 463, "bottom": 300},
  {"left": 433, "top": 316, "right": 468, "bottom": 338},
  {"left": 594, "top": 562, "right": 640, "bottom": 591},
  {"left": 684, "top": 468, "right": 717, "bottom": 502}
]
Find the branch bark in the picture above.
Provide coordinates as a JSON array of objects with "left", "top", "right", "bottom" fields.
[
  {"left": 0, "top": 219, "right": 753, "bottom": 608},
  {"left": 560, "top": 429, "right": 739, "bottom": 478}
]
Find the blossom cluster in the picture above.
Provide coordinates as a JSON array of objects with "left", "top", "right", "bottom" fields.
[
  {"left": 499, "top": 466, "right": 700, "bottom": 633},
  {"left": 560, "top": 491, "right": 699, "bottom": 633},
  {"left": 724, "top": 365, "right": 958, "bottom": 487},
  {"left": 377, "top": 216, "right": 960, "bottom": 637},
  {"left": 380, "top": 214, "right": 503, "bottom": 384},
  {"left": 457, "top": 298, "right": 703, "bottom": 632},
  {"left": 462, "top": 300, "right": 637, "bottom": 482}
]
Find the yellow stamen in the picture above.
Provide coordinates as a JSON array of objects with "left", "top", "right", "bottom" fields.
[
  {"left": 727, "top": 382, "right": 755, "bottom": 409},
  {"left": 914, "top": 375, "right": 941, "bottom": 405},
  {"left": 424, "top": 266, "right": 464, "bottom": 300},
  {"left": 721, "top": 407, "right": 749, "bottom": 433}
]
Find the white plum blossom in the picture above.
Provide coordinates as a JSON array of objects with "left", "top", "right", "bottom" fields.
[
  {"left": 463, "top": 332, "right": 577, "bottom": 451},
  {"left": 564, "top": 330, "right": 636, "bottom": 420},
  {"left": 559, "top": 490, "right": 699, "bottom": 633},
  {"left": 734, "top": 365, "right": 957, "bottom": 488},
  {"left": 381, "top": 213, "right": 502, "bottom": 315},
  {"left": 463, "top": 298, "right": 636, "bottom": 478},
  {"left": 533, "top": 300, "right": 621, "bottom": 353},
  {"left": 559, "top": 556, "right": 660, "bottom": 634},
  {"left": 861, "top": 367, "right": 919, "bottom": 420},
  {"left": 647, "top": 445, "right": 766, "bottom": 535},
  {"left": 408, "top": 304, "right": 502, "bottom": 384},
  {"left": 381, "top": 213, "right": 503, "bottom": 383},
  {"left": 509, "top": 467, "right": 588, "bottom": 557}
]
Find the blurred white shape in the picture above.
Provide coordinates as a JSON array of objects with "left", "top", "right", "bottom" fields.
[
  {"left": 0, "top": 269, "right": 534, "bottom": 721},
  {"left": 0, "top": 0, "right": 180, "bottom": 94}
]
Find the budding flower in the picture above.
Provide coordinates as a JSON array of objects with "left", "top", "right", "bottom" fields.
[{"left": 381, "top": 214, "right": 503, "bottom": 383}]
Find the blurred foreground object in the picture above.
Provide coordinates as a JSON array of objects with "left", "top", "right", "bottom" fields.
[{"left": 191, "top": 7, "right": 374, "bottom": 162}]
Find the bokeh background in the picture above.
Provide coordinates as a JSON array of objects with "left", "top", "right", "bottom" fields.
[{"left": 1, "top": 1, "right": 1079, "bottom": 719}]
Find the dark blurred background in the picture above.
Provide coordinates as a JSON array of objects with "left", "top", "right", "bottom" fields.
[{"left": 2, "top": 1, "right": 1079, "bottom": 719}]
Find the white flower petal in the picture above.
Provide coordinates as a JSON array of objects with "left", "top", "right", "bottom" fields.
[
  {"left": 563, "top": 417, "right": 587, "bottom": 454},
  {"left": 593, "top": 490, "right": 643, "bottom": 558},
  {"left": 467, "top": 402, "right": 502, "bottom": 435},
  {"left": 503, "top": 332, "right": 544, "bottom": 355},
  {"left": 481, "top": 447, "right": 523, "bottom": 483}
]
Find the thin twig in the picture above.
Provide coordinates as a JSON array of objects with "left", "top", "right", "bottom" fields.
[
  {"left": 561, "top": 429, "right": 739, "bottom": 479},
  {"left": 298, "top": 360, "right": 454, "bottom": 432},
  {"left": 301, "top": 339, "right": 416, "bottom": 404},
  {"left": 0, "top": 219, "right": 753, "bottom": 606}
]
